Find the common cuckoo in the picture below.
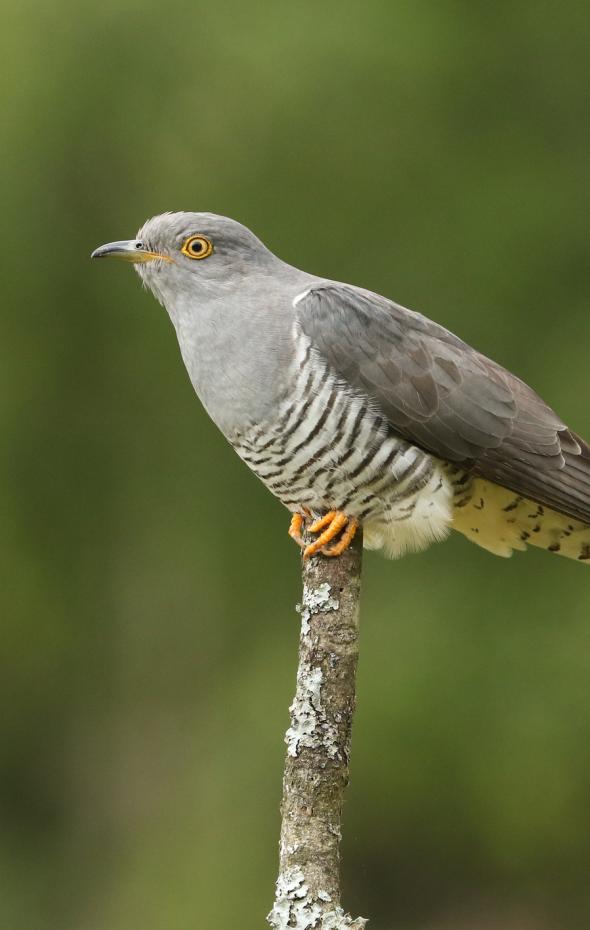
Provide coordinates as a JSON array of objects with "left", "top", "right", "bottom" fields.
[{"left": 92, "top": 213, "right": 590, "bottom": 564}]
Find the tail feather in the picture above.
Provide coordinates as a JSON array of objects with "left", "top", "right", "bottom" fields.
[{"left": 452, "top": 478, "right": 590, "bottom": 563}]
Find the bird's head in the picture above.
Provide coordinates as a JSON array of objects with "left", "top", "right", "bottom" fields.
[{"left": 91, "top": 211, "right": 279, "bottom": 308}]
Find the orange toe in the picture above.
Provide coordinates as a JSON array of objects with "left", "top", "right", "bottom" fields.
[
  {"left": 308, "top": 511, "right": 336, "bottom": 534},
  {"left": 322, "top": 518, "right": 359, "bottom": 556},
  {"left": 303, "top": 512, "right": 349, "bottom": 559},
  {"left": 288, "top": 512, "right": 306, "bottom": 548},
  {"left": 288, "top": 509, "right": 359, "bottom": 559}
]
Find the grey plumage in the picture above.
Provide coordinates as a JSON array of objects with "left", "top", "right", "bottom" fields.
[
  {"left": 92, "top": 212, "right": 590, "bottom": 563},
  {"left": 296, "top": 283, "right": 590, "bottom": 524}
]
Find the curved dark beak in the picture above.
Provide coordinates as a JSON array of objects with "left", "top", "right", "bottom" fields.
[{"left": 91, "top": 239, "right": 172, "bottom": 263}]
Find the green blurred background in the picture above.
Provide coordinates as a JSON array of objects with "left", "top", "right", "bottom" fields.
[{"left": 2, "top": 2, "right": 590, "bottom": 928}]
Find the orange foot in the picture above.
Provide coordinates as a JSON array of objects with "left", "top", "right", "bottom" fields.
[
  {"left": 288, "top": 512, "right": 306, "bottom": 548},
  {"left": 288, "top": 510, "right": 359, "bottom": 559}
]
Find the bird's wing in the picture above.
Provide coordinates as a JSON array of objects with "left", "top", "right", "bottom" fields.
[{"left": 294, "top": 283, "right": 590, "bottom": 524}]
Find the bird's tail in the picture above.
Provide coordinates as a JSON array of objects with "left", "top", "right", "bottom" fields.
[{"left": 451, "top": 477, "right": 590, "bottom": 563}]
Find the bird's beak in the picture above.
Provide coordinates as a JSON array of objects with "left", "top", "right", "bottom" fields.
[{"left": 90, "top": 239, "right": 173, "bottom": 264}]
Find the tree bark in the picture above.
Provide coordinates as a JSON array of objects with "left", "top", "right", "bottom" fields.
[{"left": 268, "top": 530, "right": 367, "bottom": 930}]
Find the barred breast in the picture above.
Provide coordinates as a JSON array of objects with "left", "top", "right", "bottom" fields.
[{"left": 232, "top": 332, "right": 455, "bottom": 558}]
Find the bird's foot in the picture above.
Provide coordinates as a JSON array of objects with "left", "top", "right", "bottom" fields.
[
  {"left": 288, "top": 510, "right": 359, "bottom": 559},
  {"left": 288, "top": 512, "right": 307, "bottom": 548}
]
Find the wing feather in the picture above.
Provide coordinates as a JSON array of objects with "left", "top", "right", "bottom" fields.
[{"left": 295, "top": 283, "right": 590, "bottom": 524}]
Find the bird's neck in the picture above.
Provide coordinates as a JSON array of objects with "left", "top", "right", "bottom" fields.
[{"left": 167, "top": 268, "right": 313, "bottom": 438}]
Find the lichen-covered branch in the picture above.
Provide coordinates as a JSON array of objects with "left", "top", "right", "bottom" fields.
[{"left": 268, "top": 531, "right": 367, "bottom": 930}]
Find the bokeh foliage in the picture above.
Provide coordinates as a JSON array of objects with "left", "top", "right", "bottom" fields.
[{"left": 2, "top": 2, "right": 590, "bottom": 928}]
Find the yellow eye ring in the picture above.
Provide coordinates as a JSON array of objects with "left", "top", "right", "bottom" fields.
[{"left": 181, "top": 235, "right": 214, "bottom": 260}]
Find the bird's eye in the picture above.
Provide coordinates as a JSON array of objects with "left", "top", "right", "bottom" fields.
[{"left": 181, "top": 235, "right": 214, "bottom": 260}]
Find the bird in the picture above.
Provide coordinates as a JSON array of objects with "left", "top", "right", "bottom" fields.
[{"left": 92, "top": 212, "right": 590, "bottom": 564}]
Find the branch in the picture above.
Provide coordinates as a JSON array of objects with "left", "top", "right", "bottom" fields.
[{"left": 268, "top": 529, "right": 367, "bottom": 930}]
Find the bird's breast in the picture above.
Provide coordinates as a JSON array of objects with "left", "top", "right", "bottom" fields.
[{"left": 232, "top": 339, "right": 455, "bottom": 555}]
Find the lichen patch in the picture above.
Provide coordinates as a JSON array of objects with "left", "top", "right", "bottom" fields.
[
  {"left": 297, "top": 582, "right": 340, "bottom": 638},
  {"left": 268, "top": 867, "right": 367, "bottom": 930}
]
